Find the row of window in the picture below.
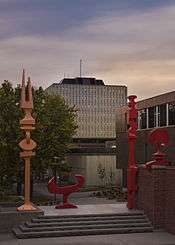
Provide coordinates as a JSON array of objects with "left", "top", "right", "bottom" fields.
[
  {"left": 78, "top": 117, "right": 114, "bottom": 123},
  {"left": 57, "top": 91, "right": 124, "bottom": 99},
  {"left": 77, "top": 123, "right": 114, "bottom": 137},
  {"left": 138, "top": 102, "right": 175, "bottom": 129},
  {"left": 57, "top": 84, "right": 125, "bottom": 92},
  {"left": 64, "top": 98, "right": 122, "bottom": 107},
  {"left": 78, "top": 112, "right": 114, "bottom": 117},
  {"left": 78, "top": 126, "right": 113, "bottom": 131},
  {"left": 76, "top": 131, "right": 115, "bottom": 138}
]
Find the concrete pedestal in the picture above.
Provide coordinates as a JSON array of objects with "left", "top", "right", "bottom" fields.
[{"left": 0, "top": 206, "right": 43, "bottom": 233}]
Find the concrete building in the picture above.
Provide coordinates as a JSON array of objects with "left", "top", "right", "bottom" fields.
[
  {"left": 116, "top": 91, "right": 175, "bottom": 186},
  {"left": 46, "top": 77, "right": 127, "bottom": 187},
  {"left": 46, "top": 77, "right": 127, "bottom": 139}
]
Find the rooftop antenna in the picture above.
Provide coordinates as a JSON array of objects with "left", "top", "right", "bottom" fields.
[{"left": 80, "top": 59, "right": 82, "bottom": 77}]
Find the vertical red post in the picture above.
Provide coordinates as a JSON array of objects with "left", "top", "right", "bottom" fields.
[{"left": 127, "top": 95, "right": 138, "bottom": 209}]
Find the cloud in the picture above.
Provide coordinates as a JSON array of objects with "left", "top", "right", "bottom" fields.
[{"left": 0, "top": 4, "right": 175, "bottom": 99}]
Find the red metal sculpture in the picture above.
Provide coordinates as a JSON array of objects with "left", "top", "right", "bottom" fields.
[
  {"left": 127, "top": 95, "right": 138, "bottom": 209},
  {"left": 145, "top": 128, "right": 169, "bottom": 169},
  {"left": 48, "top": 175, "right": 85, "bottom": 209}
]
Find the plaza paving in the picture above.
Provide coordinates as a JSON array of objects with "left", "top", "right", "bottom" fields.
[
  {"left": 1, "top": 196, "right": 175, "bottom": 244},
  {"left": 40, "top": 203, "right": 138, "bottom": 216},
  {"left": 1, "top": 230, "right": 175, "bottom": 245}
]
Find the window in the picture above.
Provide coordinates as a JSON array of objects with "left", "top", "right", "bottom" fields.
[
  {"left": 159, "top": 104, "right": 166, "bottom": 127},
  {"left": 139, "top": 109, "right": 147, "bottom": 129},
  {"left": 168, "top": 102, "right": 175, "bottom": 125},
  {"left": 148, "top": 107, "right": 156, "bottom": 128}
]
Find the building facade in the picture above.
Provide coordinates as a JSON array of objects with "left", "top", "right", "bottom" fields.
[
  {"left": 45, "top": 77, "right": 127, "bottom": 187},
  {"left": 68, "top": 150, "right": 122, "bottom": 187},
  {"left": 137, "top": 91, "right": 175, "bottom": 130},
  {"left": 46, "top": 77, "right": 127, "bottom": 139}
]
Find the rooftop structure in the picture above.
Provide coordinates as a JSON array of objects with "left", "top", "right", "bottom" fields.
[{"left": 59, "top": 77, "right": 105, "bottom": 86}]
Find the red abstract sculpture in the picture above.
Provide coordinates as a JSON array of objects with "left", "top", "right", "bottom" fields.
[
  {"left": 127, "top": 95, "right": 138, "bottom": 209},
  {"left": 145, "top": 128, "right": 169, "bottom": 169},
  {"left": 48, "top": 175, "right": 85, "bottom": 209}
]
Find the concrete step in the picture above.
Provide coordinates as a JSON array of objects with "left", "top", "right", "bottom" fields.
[
  {"left": 20, "top": 222, "right": 152, "bottom": 233},
  {"left": 13, "top": 226, "right": 153, "bottom": 239},
  {"left": 37, "top": 211, "right": 144, "bottom": 219},
  {"left": 26, "top": 218, "right": 149, "bottom": 228},
  {"left": 12, "top": 211, "right": 153, "bottom": 239},
  {"left": 32, "top": 214, "right": 147, "bottom": 223}
]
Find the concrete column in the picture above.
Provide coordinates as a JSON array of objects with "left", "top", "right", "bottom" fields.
[
  {"left": 156, "top": 106, "right": 159, "bottom": 127},
  {"left": 166, "top": 103, "right": 169, "bottom": 126},
  {"left": 138, "top": 111, "right": 141, "bottom": 129},
  {"left": 146, "top": 108, "right": 149, "bottom": 129}
]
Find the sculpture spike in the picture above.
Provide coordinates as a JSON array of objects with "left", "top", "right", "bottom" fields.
[
  {"left": 20, "top": 69, "right": 26, "bottom": 109},
  {"left": 27, "top": 77, "right": 33, "bottom": 108}
]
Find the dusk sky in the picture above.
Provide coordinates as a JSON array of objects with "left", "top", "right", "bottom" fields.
[{"left": 0, "top": 0, "right": 175, "bottom": 99}]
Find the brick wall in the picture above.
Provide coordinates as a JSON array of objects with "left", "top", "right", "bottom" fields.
[
  {"left": 135, "top": 166, "right": 175, "bottom": 233},
  {"left": 165, "top": 168, "right": 175, "bottom": 234}
]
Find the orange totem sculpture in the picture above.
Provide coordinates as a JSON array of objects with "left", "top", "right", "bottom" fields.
[
  {"left": 17, "top": 70, "right": 37, "bottom": 211},
  {"left": 127, "top": 95, "right": 138, "bottom": 209}
]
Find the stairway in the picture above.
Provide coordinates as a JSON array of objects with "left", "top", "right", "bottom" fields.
[{"left": 13, "top": 211, "right": 153, "bottom": 239}]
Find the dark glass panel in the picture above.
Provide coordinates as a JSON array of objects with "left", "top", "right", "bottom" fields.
[
  {"left": 140, "top": 109, "right": 147, "bottom": 129},
  {"left": 148, "top": 107, "right": 156, "bottom": 128},
  {"left": 169, "top": 102, "right": 175, "bottom": 125},
  {"left": 159, "top": 104, "right": 166, "bottom": 127}
]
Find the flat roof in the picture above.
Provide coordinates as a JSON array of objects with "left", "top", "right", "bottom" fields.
[{"left": 137, "top": 90, "right": 175, "bottom": 109}]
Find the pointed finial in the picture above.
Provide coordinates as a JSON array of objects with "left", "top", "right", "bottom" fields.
[
  {"left": 20, "top": 70, "right": 34, "bottom": 109},
  {"left": 22, "top": 69, "right": 25, "bottom": 87},
  {"left": 27, "top": 77, "right": 33, "bottom": 108},
  {"left": 20, "top": 69, "right": 26, "bottom": 109}
]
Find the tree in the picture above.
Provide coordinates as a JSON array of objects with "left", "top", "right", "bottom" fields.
[
  {"left": 0, "top": 81, "right": 77, "bottom": 195},
  {"left": 0, "top": 81, "right": 22, "bottom": 195},
  {"left": 32, "top": 87, "right": 77, "bottom": 178}
]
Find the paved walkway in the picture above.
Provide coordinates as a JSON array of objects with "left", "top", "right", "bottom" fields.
[
  {"left": 34, "top": 183, "right": 122, "bottom": 205},
  {"left": 1, "top": 231, "right": 175, "bottom": 245},
  {"left": 40, "top": 203, "right": 140, "bottom": 216},
  {"left": 68, "top": 194, "right": 119, "bottom": 205}
]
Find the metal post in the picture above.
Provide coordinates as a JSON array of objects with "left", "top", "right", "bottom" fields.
[
  {"left": 80, "top": 59, "right": 82, "bottom": 77},
  {"left": 146, "top": 108, "right": 149, "bottom": 129}
]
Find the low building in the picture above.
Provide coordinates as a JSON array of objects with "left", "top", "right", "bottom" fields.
[{"left": 116, "top": 91, "right": 175, "bottom": 186}]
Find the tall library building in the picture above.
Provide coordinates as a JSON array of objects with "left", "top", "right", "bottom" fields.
[{"left": 46, "top": 77, "right": 127, "bottom": 187}]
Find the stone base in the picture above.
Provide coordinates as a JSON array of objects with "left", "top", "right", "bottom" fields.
[{"left": 0, "top": 206, "right": 43, "bottom": 233}]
